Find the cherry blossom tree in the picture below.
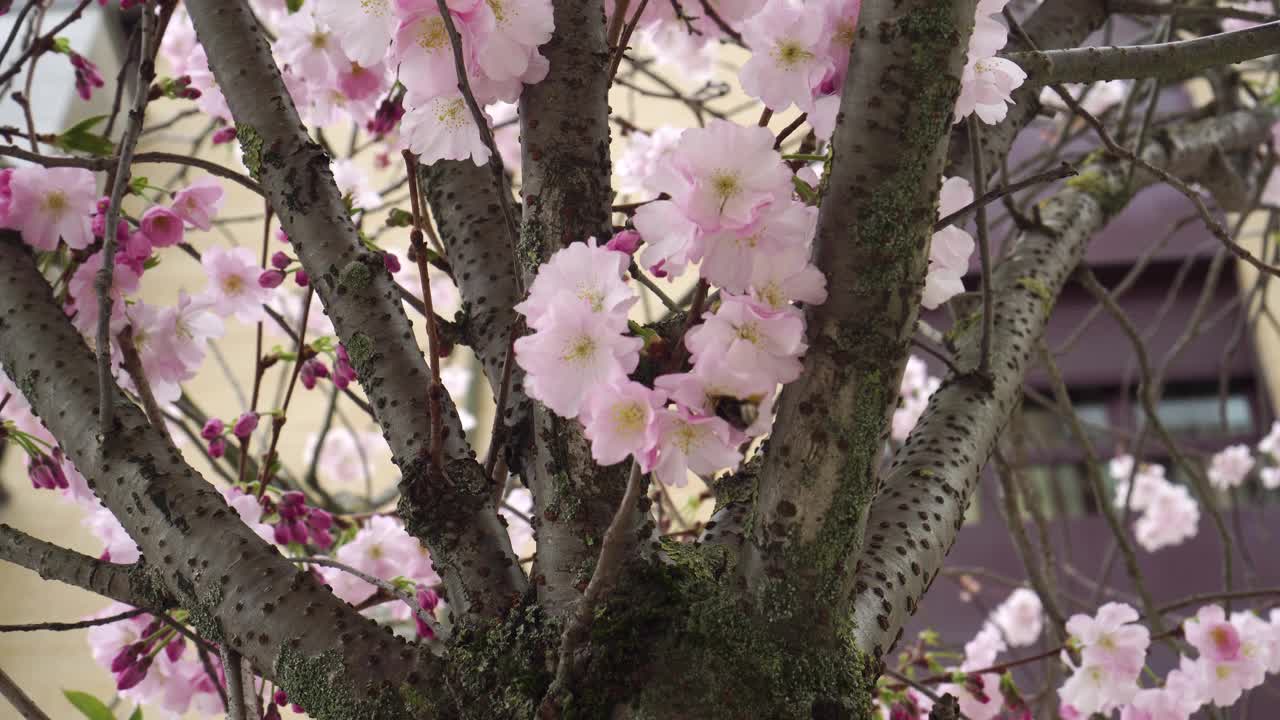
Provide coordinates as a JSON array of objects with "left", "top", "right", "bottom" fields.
[{"left": 0, "top": 0, "right": 1279, "bottom": 718}]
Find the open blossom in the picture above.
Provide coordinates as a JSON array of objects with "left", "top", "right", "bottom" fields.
[
  {"left": 139, "top": 205, "right": 184, "bottom": 248},
  {"left": 171, "top": 177, "right": 225, "bottom": 231},
  {"left": 1112, "top": 458, "right": 1168, "bottom": 511},
  {"left": 470, "top": 0, "right": 555, "bottom": 91},
  {"left": 656, "top": 361, "right": 777, "bottom": 437},
  {"left": 954, "top": 1, "right": 1025, "bottom": 124},
  {"left": 739, "top": 0, "right": 832, "bottom": 112},
  {"left": 1060, "top": 662, "right": 1140, "bottom": 717},
  {"left": 634, "top": 199, "right": 702, "bottom": 279},
  {"left": 685, "top": 295, "right": 806, "bottom": 387},
  {"left": 1257, "top": 420, "right": 1280, "bottom": 455},
  {"left": 201, "top": 245, "right": 274, "bottom": 322},
  {"left": 332, "top": 158, "right": 383, "bottom": 209},
  {"left": 1067, "top": 603, "right": 1150, "bottom": 675},
  {"left": 616, "top": 126, "right": 683, "bottom": 195},
  {"left": 322, "top": 515, "right": 438, "bottom": 604},
  {"left": 580, "top": 380, "right": 666, "bottom": 468},
  {"left": 700, "top": 200, "right": 817, "bottom": 294},
  {"left": 990, "top": 588, "right": 1043, "bottom": 648},
  {"left": 1207, "top": 444, "right": 1254, "bottom": 489},
  {"left": 648, "top": 406, "right": 743, "bottom": 487},
  {"left": 1182, "top": 606, "right": 1269, "bottom": 707},
  {"left": 68, "top": 250, "right": 140, "bottom": 335},
  {"left": 514, "top": 300, "right": 642, "bottom": 418},
  {"left": 4, "top": 166, "right": 96, "bottom": 250},
  {"left": 304, "top": 428, "right": 390, "bottom": 484},
  {"left": 661, "top": 119, "right": 793, "bottom": 231},
  {"left": 392, "top": 7, "right": 468, "bottom": 100},
  {"left": 747, "top": 242, "right": 828, "bottom": 310},
  {"left": 314, "top": 0, "right": 397, "bottom": 67},
  {"left": 514, "top": 239, "right": 635, "bottom": 328},
  {"left": 923, "top": 176, "right": 975, "bottom": 309},
  {"left": 401, "top": 94, "right": 492, "bottom": 165},
  {"left": 1132, "top": 484, "right": 1199, "bottom": 552},
  {"left": 273, "top": 9, "right": 349, "bottom": 81}
]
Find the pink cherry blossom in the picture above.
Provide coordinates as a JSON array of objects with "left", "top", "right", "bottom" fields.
[
  {"left": 580, "top": 380, "right": 665, "bottom": 468},
  {"left": 701, "top": 200, "right": 816, "bottom": 293},
  {"left": 514, "top": 301, "right": 643, "bottom": 418},
  {"left": 201, "top": 245, "right": 274, "bottom": 322},
  {"left": 1132, "top": 484, "right": 1199, "bottom": 552},
  {"left": 1120, "top": 688, "right": 1195, "bottom": 720},
  {"left": 739, "top": 0, "right": 832, "bottom": 112},
  {"left": 222, "top": 486, "right": 276, "bottom": 544},
  {"left": 68, "top": 251, "right": 140, "bottom": 336},
  {"left": 470, "top": 0, "right": 555, "bottom": 91},
  {"left": 274, "top": 9, "right": 349, "bottom": 81},
  {"left": 391, "top": 7, "right": 467, "bottom": 100},
  {"left": 332, "top": 158, "right": 383, "bottom": 209},
  {"left": 747, "top": 243, "right": 828, "bottom": 311},
  {"left": 401, "top": 94, "right": 492, "bottom": 165},
  {"left": 1059, "top": 662, "right": 1140, "bottom": 717},
  {"left": 923, "top": 177, "right": 975, "bottom": 309},
  {"left": 664, "top": 119, "right": 793, "bottom": 231},
  {"left": 171, "top": 177, "right": 225, "bottom": 231},
  {"left": 616, "top": 126, "right": 684, "bottom": 196},
  {"left": 1185, "top": 605, "right": 1242, "bottom": 662},
  {"left": 1207, "top": 444, "right": 1254, "bottom": 490},
  {"left": 513, "top": 239, "right": 635, "bottom": 328},
  {"left": 634, "top": 199, "right": 702, "bottom": 280},
  {"left": 322, "top": 515, "right": 437, "bottom": 604},
  {"left": 685, "top": 295, "right": 806, "bottom": 387},
  {"left": 655, "top": 361, "right": 777, "bottom": 437},
  {"left": 82, "top": 502, "right": 140, "bottom": 564},
  {"left": 954, "top": 2, "right": 1026, "bottom": 124},
  {"left": 892, "top": 355, "right": 940, "bottom": 441},
  {"left": 648, "top": 406, "right": 743, "bottom": 487},
  {"left": 990, "top": 588, "right": 1043, "bottom": 648},
  {"left": 4, "top": 166, "right": 96, "bottom": 250},
  {"left": 1066, "top": 602, "right": 1150, "bottom": 676},
  {"left": 304, "top": 428, "right": 391, "bottom": 484},
  {"left": 314, "top": 0, "right": 398, "bottom": 67},
  {"left": 139, "top": 205, "right": 184, "bottom": 247}
]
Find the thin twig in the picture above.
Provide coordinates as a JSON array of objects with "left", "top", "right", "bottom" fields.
[
  {"left": 0, "top": 665, "right": 50, "bottom": 720},
  {"left": 403, "top": 152, "right": 446, "bottom": 471},
  {"left": 433, "top": 0, "right": 520, "bottom": 243},
  {"left": 935, "top": 162, "right": 1077, "bottom": 230},
  {"left": 0, "top": 146, "right": 265, "bottom": 196},
  {"left": 0, "top": 607, "right": 146, "bottom": 633},
  {"left": 116, "top": 326, "right": 170, "bottom": 436},
  {"left": 220, "top": 646, "right": 248, "bottom": 720},
  {"left": 95, "top": 1, "right": 155, "bottom": 439},
  {"left": 287, "top": 556, "right": 436, "bottom": 628}
]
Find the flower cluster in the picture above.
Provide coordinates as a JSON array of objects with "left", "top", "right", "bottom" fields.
[
  {"left": 892, "top": 356, "right": 941, "bottom": 441},
  {"left": 954, "top": 0, "right": 1027, "bottom": 124},
  {"left": 516, "top": 121, "right": 826, "bottom": 486},
  {"left": 925, "top": 176, "right": 976, "bottom": 310},
  {"left": 1057, "top": 602, "right": 1280, "bottom": 719},
  {"left": 1108, "top": 455, "right": 1200, "bottom": 553}
]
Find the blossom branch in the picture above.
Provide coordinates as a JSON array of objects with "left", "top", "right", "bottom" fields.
[
  {"left": 847, "top": 107, "right": 1280, "bottom": 660},
  {"left": 933, "top": 162, "right": 1078, "bottom": 230},
  {"left": 0, "top": 233, "right": 445, "bottom": 718},
  {"left": 0, "top": 145, "right": 264, "bottom": 196},
  {"left": 182, "top": 0, "right": 526, "bottom": 616},
  {"left": 1009, "top": 21, "right": 1280, "bottom": 86},
  {"left": 0, "top": 607, "right": 146, "bottom": 633}
]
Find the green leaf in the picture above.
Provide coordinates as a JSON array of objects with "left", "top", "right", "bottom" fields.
[
  {"left": 63, "top": 690, "right": 115, "bottom": 720},
  {"left": 128, "top": 176, "right": 149, "bottom": 195},
  {"left": 386, "top": 208, "right": 414, "bottom": 228},
  {"left": 286, "top": 0, "right": 304, "bottom": 11},
  {"left": 128, "top": 707, "right": 144, "bottom": 720},
  {"left": 52, "top": 37, "right": 72, "bottom": 54},
  {"left": 53, "top": 115, "right": 115, "bottom": 157}
]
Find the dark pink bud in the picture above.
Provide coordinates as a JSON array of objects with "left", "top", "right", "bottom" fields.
[
  {"left": 416, "top": 587, "right": 440, "bottom": 612},
  {"left": 270, "top": 251, "right": 291, "bottom": 270},
  {"left": 649, "top": 259, "right": 668, "bottom": 278},
  {"left": 211, "top": 126, "right": 238, "bottom": 145},
  {"left": 116, "top": 656, "right": 152, "bottom": 690},
  {"left": 110, "top": 643, "right": 141, "bottom": 673},
  {"left": 274, "top": 690, "right": 288, "bottom": 706},
  {"left": 383, "top": 252, "right": 401, "bottom": 273},
  {"left": 294, "top": 269, "right": 309, "bottom": 287},
  {"left": 208, "top": 436, "right": 226, "bottom": 459},
  {"left": 605, "top": 229, "right": 642, "bottom": 255},
  {"left": 307, "top": 508, "right": 333, "bottom": 531},
  {"left": 264, "top": 705, "right": 282, "bottom": 720},
  {"left": 200, "top": 418, "right": 224, "bottom": 440},
  {"left": 232, "top": 412, "right": 259, "bottom": 440},
  {"left": 164, "top": 638, "right": 186, "bottom": 662},
  {"left": 258, "top": 270, "right": 285, "bottom": 288}
]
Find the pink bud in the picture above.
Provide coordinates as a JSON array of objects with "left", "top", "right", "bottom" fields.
[
  {"left": 164, "top": 638, "right": 186, "bottom": 662},
  {"left": 200, "top": 418, "right": 224, "bottom": 440},
  {"left": 116, "top": 656, "right": 152, "bottom": 690},
  {"left": 211, "top": 126, "right": 238, "bottom": 145},
  {"left": 258, "top": 270, "right": 285, "bottom": 288},
  {"left": 208, "top": 436, "right": 226, "bottom": 459},
  {"left": 294, "top": 269, "right": 309, "bottom": 287},
  {"left": 274, "top": 690, "right": 289, "bottom": 706},
  {"left": 232, "top": 412, "right": 259, "bottom": 440},
  {"left": 270, "top": 251, "right": 291, "bottom": 270},
  {"left": 383, "top": 252, "right": 401, "bottom": 273},
  {"left": 605, "top": 229, "right": 642, "bottom": 255}
]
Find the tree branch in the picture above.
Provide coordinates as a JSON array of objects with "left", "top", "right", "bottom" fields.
[
  {"left": 0, "top": 665, "right": 51, "bottom": 720},
  {"left": 846, "top": 107, "right": 1279, "bottom": 659},
  {"left": 1010, "top": 21, "right": 1280, "bottom": 86},
  {"left": 517, "top": 0, "right": 648, "bottom": 612},
  {"left": 0, "top": 234, "right": 444, "bottom": 718},
  {"left": 0, "top": 523, "right": 171, "bottom": 609},
  {"left": 181, "top": 0, "right": 526, "bottom": 618},
  {"left": 745, "top": 0, "right": 976, "bottom": 611}
]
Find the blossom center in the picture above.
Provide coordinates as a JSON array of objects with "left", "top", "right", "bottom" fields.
[
  {"left": 835, "top": 21, "right": 855, "bottom": 47},
  {"left": 561, "top": 335, "right": 598, "bottom": 364},
  {"left": 417, "top": 17, "right": 448, "bottom": 52},
  {"left": 310, "top": 31, "right": 329, "bottom": 50},
  {"left": 734, "top": 321, "right": 761, "bottom": 344},
  {"left": 42, "top": 191, "right": 68, "bottom": 216},
  {"left": 222, "top": 275, "right": 245, "bottom": 296},
  {"left": 672, "top": 422, "right": 704, "bottom": 454},
  {"left": 612, "top": 402, "right": 646, "bottom": 434},
  {"left": 434, "top": 98, "right": 468, "bottom": 130},
  {"left": 710, "top": 171, "right": 741, "bottom": 202},
  {"left": 576, "top": 284, "right": 605, "bottom": 312},
  {"left": 360, "top": 0, "right": 389, "bottom": 16},
  {"left": 487, "top": 0, "right": 508, "bottom": 24},
  {"left": 773, "top": 41, "right": 814, "bottom": 69}
]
